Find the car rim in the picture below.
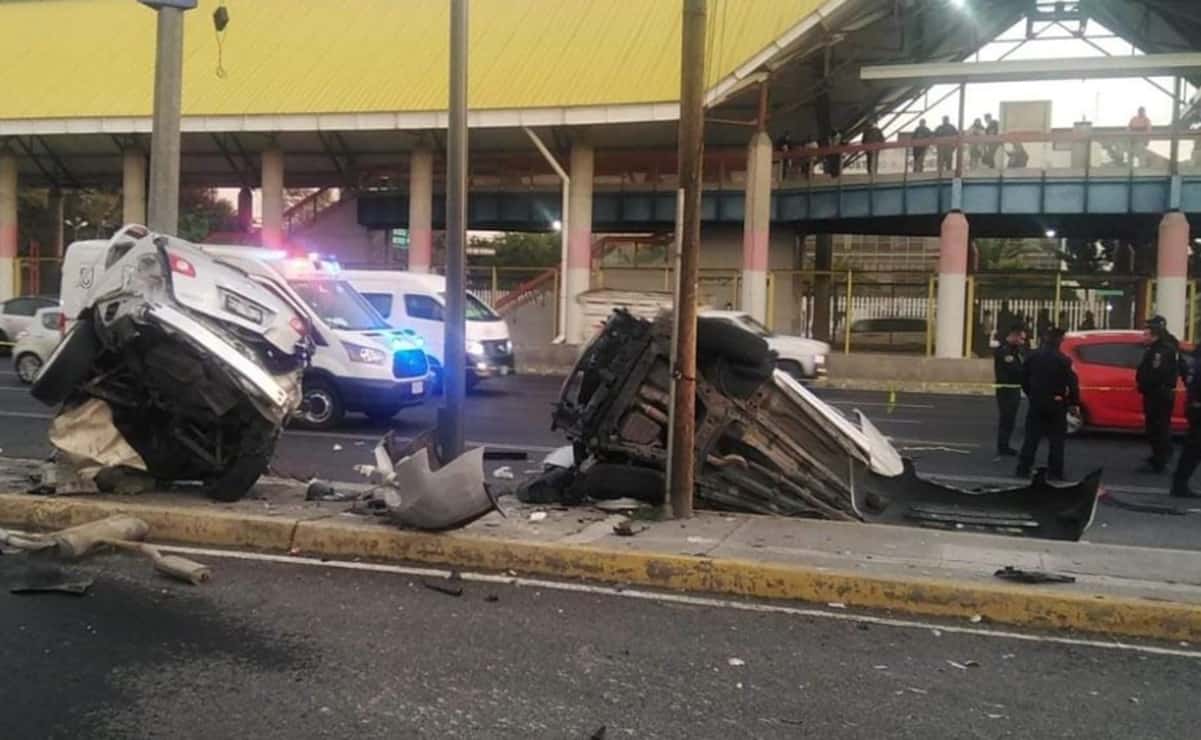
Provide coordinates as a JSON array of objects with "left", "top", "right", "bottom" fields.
[
  {"left": 16, "top": 355, "right": 41, "bottom": 383},
  {"left": 303, "top": 390, "right": 333, "bottom": 425}
]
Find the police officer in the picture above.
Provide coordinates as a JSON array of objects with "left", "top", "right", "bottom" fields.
[
  {"left": 1171, "top": 345, "right": 1201, "bottom": 498},
  {"left": 993, "top": 323, "right": 1026, "bottom": 457},
  {"left": 1135, "top": 315, "right": 1180, "bottom": 474},
  {"left": 1016, "top": 327, "right": 1079, "bottom": 481}
]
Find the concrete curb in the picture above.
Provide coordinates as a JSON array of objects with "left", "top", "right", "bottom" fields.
[{"left": 2, "top": 493, "right": 1198, "bottom": 642}]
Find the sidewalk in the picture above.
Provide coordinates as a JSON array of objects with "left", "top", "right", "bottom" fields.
[{"left": 1, "top": 458, "right": 1199, "bottom": 641}]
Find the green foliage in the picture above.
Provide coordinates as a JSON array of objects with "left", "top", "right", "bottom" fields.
[
  {"left": 469, "top": 231, "right": 561, "bottom": 267},
  {"left": 177, "top": 188, "right": 237, "bottom": 242}
]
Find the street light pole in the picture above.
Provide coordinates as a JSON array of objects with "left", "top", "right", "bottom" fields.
[
  {"left": 439, "top": 0, "right": 469, "bottom": 460},
  {"left": 140, "top": 0, "right": 195, "bottom": 234},
  {"left": 667, "top": 0, "right": 706, "bottom": 519}
]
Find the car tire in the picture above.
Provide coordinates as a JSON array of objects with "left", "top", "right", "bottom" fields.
[
  {"left": 697, "top": 317, "right": 771, "bottom": 367},
  {"left": 31, "top": 320, "right": 99, "bottom": 406},
  {"left": 774, "top": 358, "right": 807, "bottom": 381},
  {"left": 293, "top": 378, "right": 345, "bottom": 430},
  {"left": 14, "top": 353, "right": 43, "bottom": 384},
  {"left": 202, "top": 419, "right": 277, "bottom": 502},
  {"left": 0, "top": 329, "right": 9, "bottom": 358},
  {"left": 572, "top": 463, "right": 665, "bottom": 505}
]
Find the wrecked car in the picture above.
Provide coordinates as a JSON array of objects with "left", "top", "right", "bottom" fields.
[
  {"left": 33, "top": 225, "right": 308, "bottom": 501},
  {"left": 551, "top": 310, "right": 1100, "bottom": 541}
]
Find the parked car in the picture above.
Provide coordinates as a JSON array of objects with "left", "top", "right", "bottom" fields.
[
  {"left": 11, "top": 306, "right": 63, "bottom": 383},
  {"left": 835, "top": 317, "right": 928, "bottom": 353},
  {"left": 0, "top": 295, "right": 59, "bottom": 356},
  {"left": 342, "top": 270, "right": 514, "bottom": 390},
  {"left": 699, "top": 310, "right": 828, "bottom": 380},
  {"left": 1060, "top": 330, "right": 1189, "bottom": 435}
]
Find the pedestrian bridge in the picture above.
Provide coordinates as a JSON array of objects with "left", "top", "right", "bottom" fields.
[{"left": 358, "top": 130, "right": 1201, "bottom": 239}]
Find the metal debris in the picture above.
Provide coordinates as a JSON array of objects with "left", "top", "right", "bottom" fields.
[{"left": 994, "top": 566, "right": 1076, "bottom": 584}]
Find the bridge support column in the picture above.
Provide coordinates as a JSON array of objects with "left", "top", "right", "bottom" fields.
[
  {"left": 1157, "top": 211, "right": 1190, "bottom": 337},
  {"left": 0, "top": 152, "right": 16, "bottom": 302},
  {"left": 740, "top": 131, "right": 772, "bottom": 322},
  {"left": 122, "top": 149, "right": 147, "bottom": 226},
  {"left": 812, "top": 234, "right": 832, "bottom": 340},
  {"left": 409, "top": 148, "right": 434, "bottom": 273},
  {"left": 566, "top": 141, "right": 594, "bottom": 344},
  {"left": 237, "top": 187, "right": 254, "bottom": 234},
  {"left": 936, "top": 211, "right": 969, "bottom": 358},
  {"left": 261, "top": 146, "right": 285, "bottom": 248}
]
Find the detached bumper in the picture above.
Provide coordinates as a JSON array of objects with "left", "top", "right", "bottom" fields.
[{"left": 336, "top": 376, "right": 428, "bottom": 411}]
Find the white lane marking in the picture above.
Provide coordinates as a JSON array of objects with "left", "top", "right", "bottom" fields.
[
  {"left": 868, "top": 418, "right": 922, "bottom": 425},
  {"left": 156, "top": 544, "right": 1201, "bottom": 660},
  {"left": 283, "top": 428, "right": 559, "bottom": 453},
  {"left": 0, "top": 410, "right": 53, "bottom": 420},
  {"left": 0, "top": 387, "right": 32, "bottom": 392},
  {"left": 829, "top": 400, "right": 936, "bottom": 410},
  {"left": 889, "top": 437, "right": 979, "bottom": 449}
]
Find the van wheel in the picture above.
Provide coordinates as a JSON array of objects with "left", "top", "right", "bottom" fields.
[
  {"left": 15, "top": 353, "right": 43, "bottom": 384},
  {"left": 294, "top": 378, "right": 344, "bottom": 430},
  {"left": 0, "top": 329, "right": 9, "bottom": 358},
  {"left": 31, "top": 320, "right": 99, "bottom": 405}
]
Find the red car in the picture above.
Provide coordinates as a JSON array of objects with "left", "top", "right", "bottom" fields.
[{"left": 1059, "top": 331, "right": 1189, "bottom": 435}]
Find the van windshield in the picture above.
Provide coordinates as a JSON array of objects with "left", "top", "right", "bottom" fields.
[
  {"left": 289, "top": 280, "right": 389, "bottom": 331},
  {"left": 440, "top": 292, "right": 500, "bottom": 321}
]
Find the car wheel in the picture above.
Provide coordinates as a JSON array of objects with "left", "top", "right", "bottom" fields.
[
  {"left": 1066, "top": 406, "right": 1084, "bottom": 436},
  {"left": 14, "top": 353, "right": 42, "bottom": 384},
  {"left": 294, "top": 378, "right": 345, "bottom": 430},
  {"left": 0, "top": 329, "right": 9, "bottom": 358},
  {"left": 31, "top": 319, "right": 99, "bottom": 406},
  {"left": 774, "top": 359, "right": 807, "bottom": 381},
  {"left": 202, "top": 419, "right": 277, "bottom": 502}
]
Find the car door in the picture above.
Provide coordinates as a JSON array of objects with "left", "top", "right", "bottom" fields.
[
  {"left": 402, "top": 293, "right": 446, "bottom": 364},
  {"left": 1072, "top": 341, "right": 1145, "bottom": 429}
]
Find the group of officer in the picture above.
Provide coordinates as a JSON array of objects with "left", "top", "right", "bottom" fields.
[{"left": 992, "top": 315, "right": 1201, "bottom": 498}]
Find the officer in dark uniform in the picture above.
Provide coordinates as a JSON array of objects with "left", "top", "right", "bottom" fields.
[
  {"left": 1135, "top": 315, "right": 1180, "bottom": 474},
  {"left": 1171, "top": 345, "right": 1201, "bottom": 498},
  {"left": 993, "top": 323, "right": 1026, "bottom": 457},
  {"left": 1016, "top": 327, "right": 1079, "bottom": 481}
]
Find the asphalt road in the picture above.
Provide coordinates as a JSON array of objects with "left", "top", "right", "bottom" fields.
[
  {"left": 1, "top": 365, "right": 1198, "bottom": 550},
  {"left": 1, "top": 549, "right": 1197, "bottom": 739}
]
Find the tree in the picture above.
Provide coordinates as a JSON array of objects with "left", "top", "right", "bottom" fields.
[
  {"left": 177, "top": 188, "right": 237, "bottom": 242},
  {"left": 974, "top": 238, "right": 1033, "bottom": 272},
  {"left": 469, "top": 231, "right": 560, "bottom": 267}
]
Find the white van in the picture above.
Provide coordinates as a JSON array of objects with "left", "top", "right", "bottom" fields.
[
  {"left": 341, "top": 270, "right": 514, "bottom": 389},
  {"left": 199, "top": 248, "right": 431, "bottom": 429}
]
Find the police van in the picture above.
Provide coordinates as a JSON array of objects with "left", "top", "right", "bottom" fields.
[
  {"left": 341, "top": 270, "right": 514, "bottom": 390},
  {"left": 200, "top": 248, "right": 430, "bottom": 429}
]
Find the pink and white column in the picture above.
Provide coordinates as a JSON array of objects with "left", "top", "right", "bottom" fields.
[
  {"left": 0, "top": 152, "right": 16, "bottom": 302},
  {"left": 1157, "top": 211, "right": 1190, "bottom": 337},
  {"left": 566, "top": 141, "right": 594, "bottom": 344},
  {"left": 741, "top": 131, "right": 772, "bottom": 322},
  {"left": 408, "top": 148, "right": 434, "bottom": 273},
  {"left": 122, "top": 149, "right": 147, "bottom": 226},
  {"left": 260, "top": 146, "right": 285, "bottom": 249},
  {"left": 935, "top": 211, "right": 969, "bottom": 358}
]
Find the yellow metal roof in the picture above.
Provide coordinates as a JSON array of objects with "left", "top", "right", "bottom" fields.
[{"left": 0, "top": 0, "right": 823, "bottom": 120}]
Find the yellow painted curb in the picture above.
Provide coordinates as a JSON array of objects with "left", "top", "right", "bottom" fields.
[{"left": 3, "top": 493, "right": 1200, "bottom": 642}]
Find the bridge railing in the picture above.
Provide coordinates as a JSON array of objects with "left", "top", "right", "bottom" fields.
[{"left": 774, "top": 128, "right": 1201, "bottom": 183}]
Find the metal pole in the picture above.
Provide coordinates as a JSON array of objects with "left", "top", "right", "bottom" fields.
[
  {"left": 667, "top": 0, "right": 706, "bottom": 520},
  {"left": 146, "top": 2, "right": 191, "bottom": 234},
  {"left": 843, "top": 269, "right": 853, "bottom": 354},
  {"left": 1170, "top": 76, "right": 1182, "bottom": 174},
  {"left": 955, "top": 82, "right": 966, "bottom": 177},
  {"left": 522, "top": 127, "right": 570, "bottom": 341},
  {"left": 439, "top": 0, "right": 469, "bottom": 460}
]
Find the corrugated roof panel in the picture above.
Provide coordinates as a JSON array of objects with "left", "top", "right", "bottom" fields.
[{"left": 0, "top": 0, "right": 823, "bottom": 119}]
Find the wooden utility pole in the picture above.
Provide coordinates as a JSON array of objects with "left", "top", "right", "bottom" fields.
[{"left": 667, "top": 0, "right": 706, "bottom": 519}]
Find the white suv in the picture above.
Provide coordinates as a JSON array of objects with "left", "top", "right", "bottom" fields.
[{"left": 11, "top": 306, "right": 63, "bottom": 383}]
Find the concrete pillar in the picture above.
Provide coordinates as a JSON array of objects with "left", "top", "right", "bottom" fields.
[
  {"left": 0, "top": 153, "right": 16, "bottom": 302},
  {"left": 47, "top": 188, "right": 65, "bottom": 256},
  {"left": 566, "top": 141, "right": 594, "bottom": 344},
  {"left": 1157, "top": 211, "right": 1190, "bottom": 337},
  {"left": 812, "top": 233, "right": 833, "bottom": 340},
  {"left": 237, "top": 187, "right": 254, "bottom": 234},
  {"left": 740, "top": 131, "right": 772, "bottom": 322},
  {"left": 936, "top": 211, "right": 969, "bottom": 358},
  {"left": 408, "top": 148, "right": 434, "bottom": 273},
  {"left": 122, "top": 149, "right": 147, "bottom": 226},
  {"left": 261, "top": 147, "right": 285, "bottom": 248}
]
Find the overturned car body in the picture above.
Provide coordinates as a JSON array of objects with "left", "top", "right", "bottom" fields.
[
  {"left": 553, "top": 310, "right": 1100, "bottom": 541},
  {"left": 33, "top": 225, "right": 308, "bottom": 501}
]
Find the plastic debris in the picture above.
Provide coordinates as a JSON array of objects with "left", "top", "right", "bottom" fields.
[
  {"left": 492, "top": 466, "right": 515, "bottom": 480},
  {"left": 305, "top": 480, "right": 357, "bottom": 502},
  {"left": 727, "top": 658, "right": 745, "bottom": 667},
  {"left": 947, "top": 660, "right": 969, "bottom": 671},
  {"left": 543, "top": 445, "right": 576, "bottom": 470},
  {"left": 332, "top": 444, "right": 343, "bottom": 451},
  {"left": 969, "top": 614, "right": 983, "bottom": 623},
  {"left": 528, "top": 511, "right": 548, "bottom": 522},
  {"left": 827, "top": 602, "right": 847, "bottom": 609}
]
